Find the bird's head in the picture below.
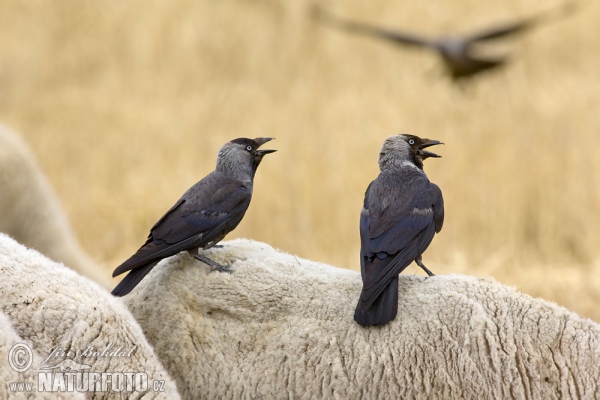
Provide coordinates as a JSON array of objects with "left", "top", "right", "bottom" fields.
[
  {"left": 379, "top": 134, "right": 443, "bottom": 170},
  {"left": 217, "top": 137, "right": 277, "bottom": 180}
]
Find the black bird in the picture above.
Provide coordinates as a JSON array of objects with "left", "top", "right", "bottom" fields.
[
  {"left": 111, "top": 137, "right": 276, "bottom": 297},
  {"left": 315, "top": 4, "right": 575, "bottom": 81},
  {"left": 354, "top": 134, "right": 444, "bottom": 326}
]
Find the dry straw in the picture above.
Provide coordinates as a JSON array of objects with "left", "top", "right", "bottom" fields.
[{"left": 0, "top": 0, "right": 598, "bottom": 319}]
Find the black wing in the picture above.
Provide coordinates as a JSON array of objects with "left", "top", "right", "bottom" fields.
[
  {"left": 150, "top": 180, "right": 251, "bottom": 245},
  {"left": 112, "top": 175, "right": 251, "bottom": 278},
  {"left": 468, "top": 3, "right": 576, "bottom": 43},
  {"left": 315, "top": 6, "right": 435, "bottom": 49},
  {"left": 468, "top": 19, "right": 539, "bottom": 42},
  {"left": 359, "top": 176, "right": 443, "bottom": 310}
]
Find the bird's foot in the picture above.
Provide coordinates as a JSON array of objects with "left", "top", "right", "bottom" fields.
[
  {"left": 422, "top": 268, "right": 435, "bottom": 278},
  {"left": 194, "top": 254, "right": 232, "bottom": 273},
  {"left": 211, "top": 244, "right": 224, "bottom": 249},
  {"left": 415, "top": 257, "right": 435, "bottom": 278}
]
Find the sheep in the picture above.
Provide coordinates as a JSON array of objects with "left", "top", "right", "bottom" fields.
[
  {"left": 0, "top": 233, "right": 180, "bottom": 399},
  {"left": 123, "top": 238, "right": 600, "bottom": 399},
  {"left": 1, "top": 311, "right": 85, "bottom": 399},
  {"left": 0, "top": 124, "right": 111, "bottom": 288}
]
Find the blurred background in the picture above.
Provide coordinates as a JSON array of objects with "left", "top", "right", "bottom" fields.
[{"left": 1, "top": 0, "right": 599, "bottom": 319}]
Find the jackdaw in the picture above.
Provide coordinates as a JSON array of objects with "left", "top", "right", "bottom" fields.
[
  {"left": 111, "top": 137, "right": 276, "bottom": 297},
  {"left": 354, "top": 134, "right": 444, "bottom": 326},
  {"left": 314, "top": 3, "right": 575, "bottom": 81}
]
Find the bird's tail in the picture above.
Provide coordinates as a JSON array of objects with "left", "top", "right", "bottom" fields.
[
  {"left": 111, "top": 260, "right": 159, "bottom": 297},
  {"left": 354, "top": 277, "right": 398, "bottom": 326}
]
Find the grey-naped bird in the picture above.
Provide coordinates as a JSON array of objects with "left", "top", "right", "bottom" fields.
[
  {"left": 315, "top": 3, "right": 575, "bottom": 81},
  {"left": 111, "top": 137, "right": 276, "bottom": 297},
  {"left": 355, "top": 134, "right": 444, "bottom": 326}
]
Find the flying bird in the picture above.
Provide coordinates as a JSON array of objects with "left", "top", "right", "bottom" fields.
[
  {"left": 314, "top": 4, "right": 575, "bottom": 81},
  {"left": 355, "top": 134, "right": 444, "bottom": 326},
  {"left": 111, "top": 137, "right": 276, "bottom": 297}
]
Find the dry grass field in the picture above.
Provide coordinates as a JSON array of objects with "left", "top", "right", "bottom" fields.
[{"left": 1, "top": 0, "right": 600, "bottom": 319}]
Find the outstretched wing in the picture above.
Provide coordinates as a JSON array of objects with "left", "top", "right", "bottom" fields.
[
  {"left": 468, "top": 19, "right": 539, "bottom": 42},
  {"left": 112, "top": 175, "right": 251, "bottom": 277},
  {"left": 315, "top": 6, "right": 435, "bottom": 49},
  {"left": 468, "top": 3, "right": 576, "bottom": 42}
]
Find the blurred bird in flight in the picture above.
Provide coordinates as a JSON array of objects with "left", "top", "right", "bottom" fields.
[{"left": 314, "top": 3, "right": 576, "bottom": 81}]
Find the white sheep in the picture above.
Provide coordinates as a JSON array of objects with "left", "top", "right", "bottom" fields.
[
  {"left": 0, "top": 233, "right": 180, "bottom": 399},
  {"left": 0, "top": 124, "right": 111, "bottom": 288},
  {"left": 123, "top": 238, "right": 600, "bottom": 399},
  {"left": 1, "top": 311, "right": 84, "bottom": 399}
]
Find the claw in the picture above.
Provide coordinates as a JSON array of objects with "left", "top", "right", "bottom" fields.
[{"left": 194, "top": 254, "right": 232, "bottom": 274}]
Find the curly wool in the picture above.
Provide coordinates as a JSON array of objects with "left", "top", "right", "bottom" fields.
[
  {"left": 0, "top": 234, "right": 180, "bottom": 400},
  {"left": 124, "top": 238, "right": 600, "bottom": 399},
  {"left": 1, "top": 311, "right": 84, "bottom": 399}
]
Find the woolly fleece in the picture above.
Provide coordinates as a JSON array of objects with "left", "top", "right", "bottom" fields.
[
  {"left": 1, "top": 311, "right": 85, "bottom": 399},
  {"left": 124, "top": 238, "right": 600, "bottom": 399},
  {"left": 0, "top": 234, "right": 180, "bottom": 399}
]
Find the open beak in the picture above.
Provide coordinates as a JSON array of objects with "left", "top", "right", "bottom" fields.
[
  {"left": 418, "top": 139, "right": 443, "bottom": 159},
  {"left": 255, "top": 137, "right": 277, "bottom": 155}
]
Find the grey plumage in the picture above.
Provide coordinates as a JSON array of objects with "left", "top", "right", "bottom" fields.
[
  {"left": 314, "top": 3, "right": 575, "bottom": 81},
  {"left": 111, "top": 137, "right": 276, "bottom": 297},
  {"left": 355, "top": 134, "right": 444, "bottom": 326}
]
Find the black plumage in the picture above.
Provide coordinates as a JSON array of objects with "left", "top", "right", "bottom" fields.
[
  {"left": 355, "top": 134, "right": 444, "bottom": 326},
  {"left": 111, "top": 137, "right": 276, "bottom": 297}
]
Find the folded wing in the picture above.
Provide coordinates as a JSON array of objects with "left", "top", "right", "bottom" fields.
[
  {"left": 112, "top": 176, "right": 251, "bottom": 277},
  {"left": 359, "top": 177, "right": 443, "bottom": 311}
]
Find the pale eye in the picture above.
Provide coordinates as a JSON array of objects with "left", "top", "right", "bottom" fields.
[
  {"left": 408, "top": 139, "right": 415, "bottom": 145},
  {"left": 246, "top": 145, "right": 252, "bottom": 151}
]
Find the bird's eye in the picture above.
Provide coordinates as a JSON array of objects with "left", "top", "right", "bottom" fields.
[
  {"left": 246, "top": 145, "right": 252, "bottom": 151},
  {"left": 408, "top": 139, "right": 415, "bottom": 145}
]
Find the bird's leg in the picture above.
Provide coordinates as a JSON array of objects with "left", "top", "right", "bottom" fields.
[
  {"left": 193, "top": 254, "right": 231, "bottom": 273},
  {"left": 415, "top": 255, "right": 435, "bottom": 277}
]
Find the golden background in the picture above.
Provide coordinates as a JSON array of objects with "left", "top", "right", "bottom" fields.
[{"left": 1, "top": 0, "right": 599, "bottom": 319}]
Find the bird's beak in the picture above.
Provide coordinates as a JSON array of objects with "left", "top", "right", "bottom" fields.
[
  {"left": 418, "top": 139, "right": 443, "bottom": 159},
  {"left": 255, "top": 137, "right": 277, "bottom": 155}
]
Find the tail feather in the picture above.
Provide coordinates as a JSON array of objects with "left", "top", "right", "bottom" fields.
[
  {"left": 112, "top": 240, "right": 170, "bottom": 277},
  {"left": 111, "top": 260, "right": 159, "bottom": 297},
  {"left": 354, "top": 277, "right": 398, "bottom": 326}
]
